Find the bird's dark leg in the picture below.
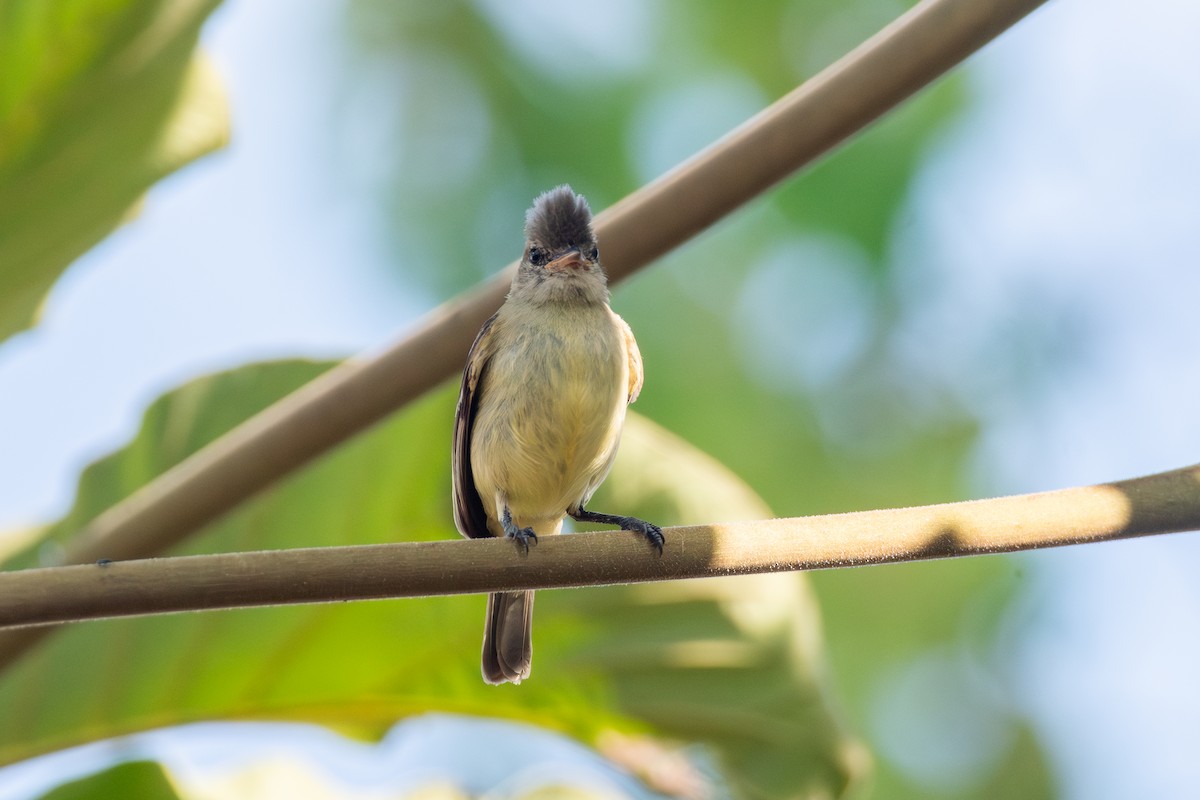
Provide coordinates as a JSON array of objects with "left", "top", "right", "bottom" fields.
[
  {"left": 501, "top": 505, "right": 537, "bottom": 554},
  {"left": 569, "top": 505, "right": 664, "bottom": 555}
]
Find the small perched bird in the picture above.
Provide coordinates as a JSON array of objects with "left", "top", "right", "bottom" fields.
[{"left": 452, "top": 185, "right": 663, "bottom": 685}]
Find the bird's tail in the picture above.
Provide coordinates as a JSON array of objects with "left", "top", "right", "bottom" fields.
[{"left": 482, "top": 590, "right": 534, "bottom": 684}]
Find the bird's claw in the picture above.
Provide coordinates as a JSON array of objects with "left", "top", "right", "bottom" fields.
[
  {"left": 647, "top": 526, "right": 665, "bottom": 556},
  {"left": 624, "top": 519, "right": 664, "bottom": 556},
  {"left": 506, "top": 525, "right": 538, "bottom": 554}
]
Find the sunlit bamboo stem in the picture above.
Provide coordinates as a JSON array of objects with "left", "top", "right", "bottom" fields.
[{"left": 2, "top": 464, "right": 1194, "bottom": 630}]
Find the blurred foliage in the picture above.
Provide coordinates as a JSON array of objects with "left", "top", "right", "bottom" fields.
[
  {"left": 0, "top": 360, "right": 861, "bottom": 799},
  {"left": 337, "top": 0, "right": 931, "bottom": 294},
  {"left": 0, "top": 0, "right": 228, "bottom": 344},
  {"left": 33, "top": 761, "right": 182, "bottom": 800},
  {"left": 334, "top": 0, "right": 1055, "bottom": 797},
  {"left": 46, "top": 757, "right": 695, "bottom": 800}
]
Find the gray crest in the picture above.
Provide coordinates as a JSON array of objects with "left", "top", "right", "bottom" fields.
[{"left": 523, "top": 185, "right": 595, "bottom": 251}]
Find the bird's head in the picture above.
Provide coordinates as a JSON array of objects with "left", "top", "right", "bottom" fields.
[{"left": 511, "top": 186, "right": 609, "bottom": 305}]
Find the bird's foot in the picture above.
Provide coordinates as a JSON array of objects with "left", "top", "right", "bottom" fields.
[
  {"left": 500, "top": 507, "right": 538, "bottom": 554},
  {"left": 506, "top": 525, "right": 538, "bottom": 554},
  {"left": 620, "top": 517, "right": 664, "bottom": 556},
  {"left": 569, "top": 506, "right": 664, "bottom": 556}
]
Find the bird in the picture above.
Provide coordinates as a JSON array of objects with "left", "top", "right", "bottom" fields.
[{"left": 452, "top": 185, "right": 663, "bottom": 685}]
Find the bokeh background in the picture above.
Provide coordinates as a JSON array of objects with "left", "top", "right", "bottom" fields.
[{"left": 2, "top": 0, "right": 1200, "bottom": 797}]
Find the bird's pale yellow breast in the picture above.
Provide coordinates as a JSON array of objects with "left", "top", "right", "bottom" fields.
[{"left": 470, "top": 300, "right": 629, "bottom": 532}]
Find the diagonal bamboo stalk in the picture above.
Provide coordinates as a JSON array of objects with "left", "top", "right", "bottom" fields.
[
  {"left": 2, "top": 464, "right": 1196, "bottom": 629},
  {"left": 0, "top": 0, "right": 1051, "bottom": 668}
]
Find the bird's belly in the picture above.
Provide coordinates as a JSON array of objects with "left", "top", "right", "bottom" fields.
[{"left": 471, "top": 320, "right": 627, "bottom": 531}]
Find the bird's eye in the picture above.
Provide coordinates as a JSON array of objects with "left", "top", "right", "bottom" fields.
[
  {"left": 528, "top": 247, "right": 547, "bottom": 266},
  {"left": 588, "top": 245, "right": 599, "bottom": 261}
]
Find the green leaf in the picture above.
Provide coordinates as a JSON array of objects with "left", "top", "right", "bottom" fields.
[
  {"left": 34, "top": 760, "right": 182, "bottom": 800},
  {"left": 0, "top": 360, "right": 862, "bottom": 799},
  {"left": 0, "top": 0, "right": 229, "bottom": 344}
]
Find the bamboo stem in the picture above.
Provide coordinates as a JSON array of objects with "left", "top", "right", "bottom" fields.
[{"left": 3, "top": 464, "right": 1194, "bottom": 630}]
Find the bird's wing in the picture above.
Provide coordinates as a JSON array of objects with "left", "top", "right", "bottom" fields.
[
  {"left": 453, "top": 312, "right": 499, "bottom": 539},
  {"left": 616, "top": 312, "right": 644, "bottom": 404}
]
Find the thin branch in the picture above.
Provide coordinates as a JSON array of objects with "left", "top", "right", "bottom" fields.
[{"left": 3, "top": 464, "right": 1195, "bottom": 630}]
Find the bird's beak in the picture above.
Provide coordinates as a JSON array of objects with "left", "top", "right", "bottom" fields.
[{"left": 546, "top": 249, "right": 585, "bottom": 273}]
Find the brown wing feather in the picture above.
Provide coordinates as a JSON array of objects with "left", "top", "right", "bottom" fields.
[
  {"left": 453, "top": 312, "right": 499, "bottom": 539},
  {"left": 617, "top": 313, "right": 644, "bottom": 404}
]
